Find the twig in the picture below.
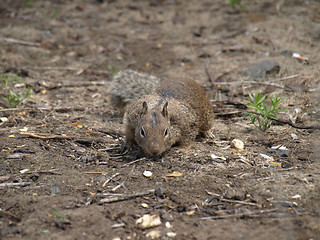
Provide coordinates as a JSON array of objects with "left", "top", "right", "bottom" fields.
[
  {"left": 212, "top": 81, "right": 285, "bottom": 89},
  {"left": 42, "top": 102, "right": 61, "bottom": 121},
  {"left": 0, "top": 210, "right": 21, "bottom": 221},
  {"left": 102, "top": 173, "right": 120, "bottom": 187},
  {"left": 122, "top": 157, "right": 147, "bottom": 166},
  {"left": 219, "top": 198, "right": 261, "bottom": 207},
  {"left": 210, "top": 99, "right": 247, "bottom": 108},
  {"left": 27, "top": 66, "right": 110, "bottom": 75},
  {"left": 0, "top": 106, "right": 85, "bottom": 112},
  {"left": 100, "top": 189, "right": 155, "bottom": 203},
  {"left": 0, "top": 182, "right": 32, "bottom": 187},
  {"left": 21, "top": 169, "right": 62, "bottom": 175},
  {"left": 39, "top": 80, "right": 107, "bottom": 89},
  {"left": 269, "top": 74, "right": 300, "bottom": 82},
  {"left": 205, "top": 59, "right": 213, "bottom": 82},
  {"left": 200, "top": 208, "right": 277, "bottom": 220},
  {"left": 0, "top": 37, "right": 40, "bottom": 47},
  {"left": 111, "top": 182, "right": 126, "bottom": 192},
  {"left": 215, "top": 111, "right": 242, "bottom": 116},
  {"left": 20, "top": 132, "right": 75, "bottom": 139}
]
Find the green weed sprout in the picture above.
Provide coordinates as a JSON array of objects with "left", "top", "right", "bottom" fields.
[
  {"left": 1, "top": 74, "right": 33, "bottom": 108},
  {"left": 245, "top": 92, "right": 286, "bottom": 132},
  {"left": 227, "top": 0, "right": 242, "bottom": 9}
]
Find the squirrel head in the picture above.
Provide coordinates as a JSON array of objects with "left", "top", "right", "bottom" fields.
[{"left": 135, "top": 101, "right": 171, "bottom": 156}]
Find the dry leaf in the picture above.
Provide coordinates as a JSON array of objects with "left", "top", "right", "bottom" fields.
[{"left": 166, "top": 171, "right": 183, "bottom": 177}]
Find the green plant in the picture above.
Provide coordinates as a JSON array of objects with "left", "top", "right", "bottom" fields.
[
  {"left": 1, "top": 74, "right": 33, "bottom": 108},
  {"left": 227, "top": 0, "right": 242, "bottom": 9},
  {"left": 245, "top": 92, "right": 286, "bottom": 132},
  {"left": 107, "top": 65, "right": 118, "bottom": 77},
  {"left": 25, "top": 1, "right": 33, "bottom": 7}
]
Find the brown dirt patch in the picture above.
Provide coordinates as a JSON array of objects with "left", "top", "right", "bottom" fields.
[{"left": 0, "top": 1, "right": 319, "bottom": 239}]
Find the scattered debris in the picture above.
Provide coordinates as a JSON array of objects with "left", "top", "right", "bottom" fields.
[
  {"left": 166, "top": 171, "right": 183, "bottom": 177},
  {"left": 143, "top": 170, "right": 153, "bottom": 178},
  {"left": 269, "top": 161, "right": 281, "bottom": 166},
  {"left": 20, "top": 132, "right": 75, "bottom": 139},
  {"left": 100, "top": 189, "right": 155, "bottom": 203},
  {"left": 111, "top": 223, "right": 126, "bottom": 229},
  {"left": 210, "top": 154, "right": 227, "bottom": 161},
  {"left": 0, "top": 117, "right": 8, "bottom": 122},
  {"left": 165, "top": 222, "right": 172, "bottom": 229},
  {"left": 292, "top": 53, "right": 309, "bottom": 64},
  {"left": 291, "top": 194, "right": 301, "bottom": 200},
  {"left": 167, "top": 232, "right": 177, "bottom": 238},
  {"left": 268, "top": 145, "right": 290, "bottom": 157},
  {"left": 259, "top": 153, "right": 273, "bottom": 161},
  {"left": 200, "top": 208, "right": 277, "bottom": 220},
  {"left": 290, "top": 133, "right": 298, "bottom": 140},
  {"left": 0, "top": 182, "right": 32, "bottom": 188},
  {"left": 136, "top": 214, "right": 161, "bottom": 229},
  {"left": 19, "top": 168, "right": 29, "bottom": 173},
  {"left": 146, "top": 230, "right": 160, "bottom": 239},
  {"left": 141, "top": 203, "right": 149, "bottom": 208},
  {"left": 238, "top": 156, "right": 254, "bottom": 166},
  {"left": 231, "top": 139, "right": 244, "bottom": 150}
]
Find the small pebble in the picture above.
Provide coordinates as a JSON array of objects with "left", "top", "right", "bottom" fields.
[
  {"left": 167, "top": 232, "right": 177, "bottom": 238},
  {"left": 146, "top": 230, "right": 160, "bottom": 239},
  {"left": 231, "top": 139, "right": 244, "bottom": 150},
  {"left": 291, "top": 133, "right": 298, "bottom": 140},
  {"left": 237, "top": 233, "right": 244, "bottom": 239},
  {"left": 155, "top": 187, "right": 165, "bottom": 198},
  {"left": 143, "top": 170, "right": 153, "bottom": 178},
  {"left": 291, "top": 194, "right": 301, "bottom": 199},
  {"left": 141, "top": 203, "right": 149, "bottom": 208},
  {"left": 165, "top": 221, "right": 171, "bottom": 228},
  {"left": 50, "top": 186, "right": 60, "bottom": 196},
  {"left": 136, "top": 214, "right": 161, "bottom": 229}
]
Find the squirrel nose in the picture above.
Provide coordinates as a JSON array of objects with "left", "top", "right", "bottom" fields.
[
  {"left": 147, "top": 144, "right": 162, "bottom": 156},
  {"left": 149, "top": 149, "right": 160, "bottom": 156}
]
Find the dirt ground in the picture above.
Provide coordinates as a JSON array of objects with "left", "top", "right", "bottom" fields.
[{"left": 0, "top": 0, "right": 319, "bottom": 239}]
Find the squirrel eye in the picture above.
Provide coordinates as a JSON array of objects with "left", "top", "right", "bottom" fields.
[
  {"left": 140, "top": 127, "right": 145, "bottom": 137},
  {"left": 164, "top": 128, "right": 168, "bottom": 137}
]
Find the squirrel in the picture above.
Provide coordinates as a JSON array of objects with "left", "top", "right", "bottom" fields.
[{"left": 110, "top": 70, "right": 215, "bottom": 157}]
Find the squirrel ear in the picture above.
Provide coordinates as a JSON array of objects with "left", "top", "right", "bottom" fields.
[
  {"left": 142, "top": 101, "right": 148, "bottom": 114},
  {"left": 162, "top": 102, "right": 168, "bottom": 117}
]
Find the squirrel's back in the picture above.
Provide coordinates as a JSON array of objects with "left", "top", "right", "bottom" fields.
[{"left": 156, "top": 79, "right": 214, "bottom": 133}]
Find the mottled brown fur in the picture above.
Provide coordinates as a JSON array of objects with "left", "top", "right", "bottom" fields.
[{"left": 123, "top": 78, "right": 214, "bottom": 156}]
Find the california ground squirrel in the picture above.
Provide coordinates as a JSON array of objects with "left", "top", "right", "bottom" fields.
[
  {"left": 118, "top": 71, "right": 214, "bottom": 156},
  {"left": 109, "top": 69, "right": 160, "bottom": 108}
]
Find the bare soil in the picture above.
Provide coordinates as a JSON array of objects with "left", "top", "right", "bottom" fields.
[{"left": 0, "top": 0, "right": 319, "bottom": 239}]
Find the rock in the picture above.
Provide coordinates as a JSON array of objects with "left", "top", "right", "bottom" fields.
[
  {"left": 146, "top": 230, "right": 160, "bottom": 239},
  {"left": 244, "top": 60, "right": 280, "bottom": 79},
  {"left": 231, "top": 139, "right": 244, "bottom": 150},
  {"left": 155, "top": 187, "right": 165, "bottom": 198},
  {"left": 167, "top": 232, "right": 177, "bottom": 238},
  {"left": 50, "top": 186, "right": 60, "bottom": 196},
  {"left": 143, "top": 170, "right": 152, "bottom": 178},
  {"left": 136, "top": 214, "right": 161, "bottom": 229}
]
